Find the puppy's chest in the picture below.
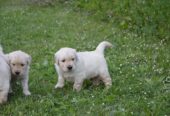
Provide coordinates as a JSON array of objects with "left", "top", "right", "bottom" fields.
[
  {"left": 63, "top": 73, "right": 75, "bottom": 82},
  {"left": 12, "top": 75, "right": 23, "bottom": 81}
]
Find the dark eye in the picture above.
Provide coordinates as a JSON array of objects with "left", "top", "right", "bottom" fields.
[
  {"left": 21, "top": 64, "right": 25, "bottom": 67},
  {"left": 62, "top": 59, "right": 65, "bottom": 62},
  {"left": 72, "top": 58, "right": 75, "bottom": 61},
  {"left": 12, "top": 64, "right": 15, "bottom": 66}
]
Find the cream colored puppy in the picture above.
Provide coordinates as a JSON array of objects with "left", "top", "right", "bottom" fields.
[
  {"left": 8, "top": 50, "right": 31, "bottom": 96},
  {"left": 54, "top": 41, "right": 112, "bottom": 92},
  {"left": 0, "top": 47, "right": 11, "bottom": 104}
]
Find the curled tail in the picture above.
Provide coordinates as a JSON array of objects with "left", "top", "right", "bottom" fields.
[{"left": 95, "top": 41, "right": 113, "bottom": 54}]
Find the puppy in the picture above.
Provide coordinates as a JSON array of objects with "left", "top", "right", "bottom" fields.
[
  {"left": 7, "top": 50, "right": 31, "bottom": 96},
  {"left": 54, "top": 41, "right": 112, "bottom": 92},
  {"left": 0, "top": 46, "right": 11, "bottom": 104}
]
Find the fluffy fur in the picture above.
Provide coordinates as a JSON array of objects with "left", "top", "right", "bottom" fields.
[
  {"left": 0, "top": 46, "right": 11, "bottom": 104},
  {"left": 54, "top": 41, "right": 112, "bottom": 91},
  {"left": 7, "top": 50, "right": 31, "bottom": 96}
]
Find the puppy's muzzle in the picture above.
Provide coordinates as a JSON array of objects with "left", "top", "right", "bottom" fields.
[
  {"left": 15, "top": 71, "right": 20, "bottom": 75},
  {"left": 67, "top": 65, "right": 72, "bottom": 70}
]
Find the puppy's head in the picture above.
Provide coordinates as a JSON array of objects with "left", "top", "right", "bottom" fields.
[
  {"left": 55, "top": 48, "right": 78, "bottom": 72},
  {"left": 8, "top": 50, "right": 31, "bottom": 76}
]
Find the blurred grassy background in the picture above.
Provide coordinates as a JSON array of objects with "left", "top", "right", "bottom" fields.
[{"left": 71, "top": 0, "right": 170, "bottom": 40}]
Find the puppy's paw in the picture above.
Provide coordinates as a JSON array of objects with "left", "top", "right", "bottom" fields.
[
  {"left": 105, "top": 84, "right": 112, "bottom": 90},
  {"left": 73, "top": 88, "right": 81, "bottom": 92},
  {"left": 55, "top": 84, "right": 64, "bottom": 89},
  {"left": 0, "top": 97, "right": 7, "bottom": 104},
  {"left": 0, "top": 100, "right": 3, "bottom": 104},
  {"left": 23, "top": 91, "right": 31, "bottom": 96},
  {"left": 73, "top": 84, "right": 82, "bottom": 92}
]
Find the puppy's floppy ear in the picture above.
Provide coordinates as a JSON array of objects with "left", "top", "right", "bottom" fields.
[
  {"left": 24, "top": 53, "right": 31, "bottom": 65},
  {"left": 19, "top": 51, "right": 31, "bottom": 65},
  {"left": 72, "top": 49, "right": 78, "bottom": 61},
  {"left": 54, "top": 52, "right": 60, "bottom": 65},
  {"left": 27, "top": 55, "right": 32, "bottom": 65}
]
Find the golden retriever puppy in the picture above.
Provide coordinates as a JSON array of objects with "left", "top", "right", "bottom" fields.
[
  {"left": 8, "top": 50, "right": 31, "bottom": 96},
  {"left": 54, "top": 41, "right": 112, "bottom": 92},
  {"left": 0, "top": 47, "right": 11, "bottom": 104}
]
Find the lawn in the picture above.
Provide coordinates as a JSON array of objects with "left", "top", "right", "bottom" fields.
[{"left": 0, "top": 0, "right": 169, "bottom": 115}]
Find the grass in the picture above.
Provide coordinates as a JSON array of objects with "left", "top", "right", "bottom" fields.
[
  {"left": 72, "top": 0, "right": 170, "bottom": 40},
  {"left": 0, "top": 0, "right": 170, "bottom": 115}
]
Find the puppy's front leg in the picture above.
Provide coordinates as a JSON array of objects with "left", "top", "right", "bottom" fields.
[
  {"left": 73, "top": 79, "right": 83, "bottom": 92},
  {"left": 0, "top": 91, "right": 8, "bottom": 104},
  {"left": 9, "top": 85, "right": 13, "bottom": 93},
  {"left": 21, "top": 77, "right": 31, "bottom": 96},
  {"left": 55, "top": 76, "right": 65, "bottom": 89}
]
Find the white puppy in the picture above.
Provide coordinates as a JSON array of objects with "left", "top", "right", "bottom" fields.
[
  {"left": 8, "top": 50, "right": 31, "bottom": 96},
  {"left": 54, "top": 41, "right": 112, "bottom": 92},
  {"left": 0, "top": 46, "right": 11, "bottom": 104}
]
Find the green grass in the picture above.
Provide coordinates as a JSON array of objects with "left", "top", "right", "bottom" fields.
[
  {"left": 72, "top": 0, "right": 170, "bottom": 40},
  {"left": 0, "top": 0, "right": 170, "bottom": 115}
]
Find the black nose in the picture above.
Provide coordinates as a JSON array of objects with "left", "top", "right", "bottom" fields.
[
  {"left": 67, "top": 66, "right": 72, "bottom": 70},
  {"left": 15, "top": 71, "right": 20, "bottom": 75}
]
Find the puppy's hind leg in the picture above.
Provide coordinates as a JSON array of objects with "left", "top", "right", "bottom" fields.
[{"left": 100, "top": 73, "right": 112, "bottom": 89}]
